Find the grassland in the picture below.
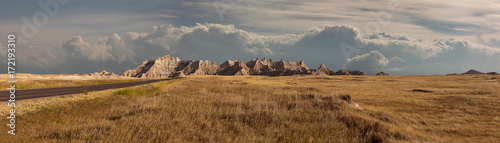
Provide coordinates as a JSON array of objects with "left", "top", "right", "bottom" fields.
[{"left": 1, "top": 75, "right": 499, "bottom": 142}]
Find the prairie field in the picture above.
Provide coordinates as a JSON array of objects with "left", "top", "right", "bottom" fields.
[{"left": 1, "top": 75, "right": 499, "bottom": 142}]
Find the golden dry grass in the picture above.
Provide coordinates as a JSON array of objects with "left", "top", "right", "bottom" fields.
[{"left": 1, "top": 75, "right": 499, "bottom": 142}]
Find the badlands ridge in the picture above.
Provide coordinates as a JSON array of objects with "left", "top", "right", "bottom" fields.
[
  {"left": 121, "top": 55, "right": 370, "bottom": 78},
  {"left": 80, "top": 55, "right": 498, "bottom": 78}
]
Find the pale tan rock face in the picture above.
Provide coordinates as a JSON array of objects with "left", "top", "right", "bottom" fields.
[
  {"left": 179, "top": 60, "right": 220, "bottom": 76},
  {"left": 121, "top": 55, "right": 369, "bottom": 77},
  {"left": 142, "top": 56, "right": 180, "bottom": 77},
  {"left": 121, "top": 55, "right": 219, "bottom": 77},
  {"left": 121, "top": 60, "right": 156, "bottom": 77},
  {"left": 81, "top": 70, "right": 118, "bottom": 77},
  {"left": 217, "top": 60, "right": 249, "bottom": 75},
  {"left": 217, "top": 58, "right": 310, "bottom": 76}
]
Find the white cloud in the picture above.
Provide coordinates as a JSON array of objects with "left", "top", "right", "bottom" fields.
[
  {"left": 2, "top": 0, "right": 499, "bottom": 46},
  {"left": 1, "top": 23, "right": 499, "bottom": 75},
  {"left": 476, "top": 32, "right": 500, "bottom": 48},
  {"left": 63, "top": 36, "right": 114, "bottom": 60},
  {"left": 342, "top": 50, "right": 390, "bottom": 74},
  {"left": 390, "top": 56, "right": 406, "bottom": 63}
]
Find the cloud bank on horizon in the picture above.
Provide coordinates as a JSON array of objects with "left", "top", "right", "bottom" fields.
[
  {"left": 1, "top": 23, "right": 498, "bottom": 75},
  {"left": 0, "top": 0, "right": 499, "bottom": 75}
]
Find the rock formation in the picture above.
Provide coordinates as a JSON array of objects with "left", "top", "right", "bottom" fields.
[
  {"left": 311, "top": 64, "right": 334, "bottom": 75},
  {"left": 447, "top": 70, "right": 499, "bottom": 75},
  {"left": 332, "top": 69, "right": 367, "bottom": 75},
  {"left": 177, "top": 60, "right": 220, "bottom": 76},
  {"left": 216, "top": 58, "right": 310, "bottom": 76},
  {"left": 375, "top": 72, "right": 389, "bottom": 76},
  {"left": 121, "top": 55, "right": 219, "bottom": 78},
  {"left": 486, "top": 72, "right": 499, "bottom": 75},
  {"left": 81, "top": 70, "right": 118, "bottom": 77},
  {"left": 217, "top": 60, "right": 250, "bottom": 75},
  {"left": 121, "top": 55, "right": 371, "bottom": 77},
  {"left": 121, "top": 55, "right": 180, "bottom": 78},
  {"left": 463, "top": 69, "right": 484, "bottom": 74}
]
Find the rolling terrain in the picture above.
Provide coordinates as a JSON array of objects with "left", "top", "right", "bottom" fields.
[{"left": 1, "top": 75, "right": 499, "bottom": 142}]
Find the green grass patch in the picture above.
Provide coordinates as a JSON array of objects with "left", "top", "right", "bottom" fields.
[
  {"left": 113, "top": 88, "right": 147, "bottom": 97},
  {"left": 112, "top": 78, "right": 184, "bottom": 97}
]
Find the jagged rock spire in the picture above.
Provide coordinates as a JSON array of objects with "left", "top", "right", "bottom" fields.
[{"left": 121, "top": 55, "right": 366, "bottom": 77}]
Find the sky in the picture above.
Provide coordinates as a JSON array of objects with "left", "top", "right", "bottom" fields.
[{"left": 0, "top": 0, "right": 499, "bottom": 75}]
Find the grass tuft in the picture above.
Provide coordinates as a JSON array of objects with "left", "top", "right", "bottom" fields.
[{"left": 338, "top": 93, "right": 351, "bottom": 102}]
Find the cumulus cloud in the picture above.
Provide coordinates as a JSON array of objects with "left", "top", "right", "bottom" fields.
[
  {"left": 1, "top": 23, "right": 499, "bottom": 75},
  {"left": 476, "top": 32, "right": 500, "bottom": 48},
  {"left": 343, "top": 50, "right": 390, "bottom": 74},
  {"left": 357, "top": 32, "right": 500, "bottom": 74},
  {"left": 2, "top": 0, "right": 499, "bottom": 47},
  {"left": 389, "top": 56, "right": 405, "bottom": 63},
  {"left": 0, "top": 23, "right": 292, "bottom": 74},
  {"left": 282, "top": 24, "right": 499, "bottom": 74}
]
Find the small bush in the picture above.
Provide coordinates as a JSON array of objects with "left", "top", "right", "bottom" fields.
[
  {"left": 337, "top": 115, "right": 389, "bottom": 143},
  {"left": 82, "top": 88, "right": 89, "bottom": 95},
  {"left": 338, "top": 94, "right": 351, "bottom": 102}
]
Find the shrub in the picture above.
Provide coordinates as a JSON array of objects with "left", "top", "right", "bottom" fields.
[
  {"left": 338, "top": 94, "right": 351, "bottom": 102},
  {"left": 82, "top": 87, "right": 89, "bottom": 95}
]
